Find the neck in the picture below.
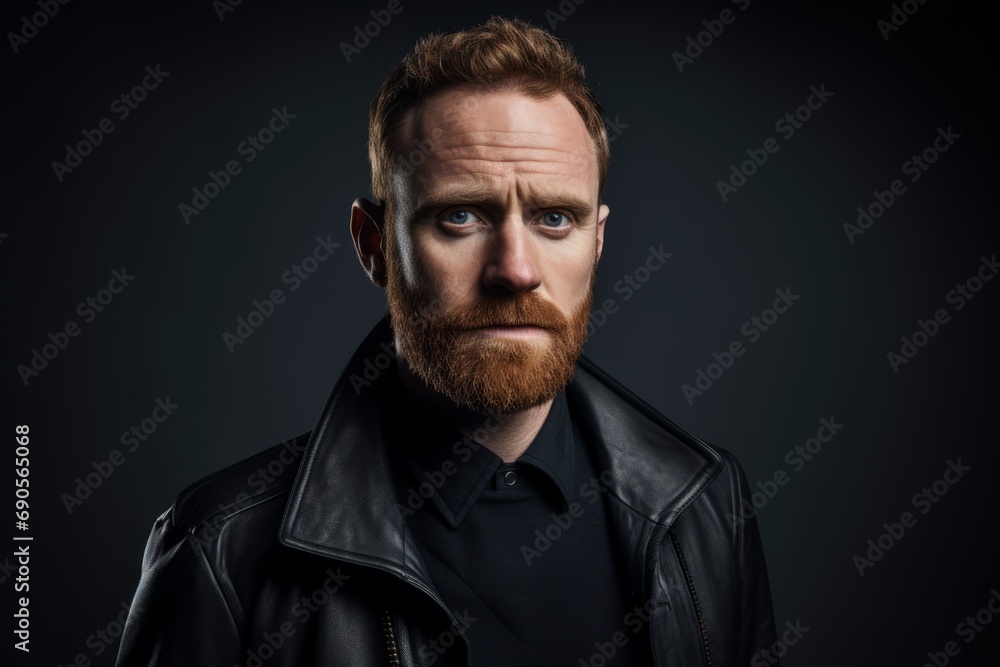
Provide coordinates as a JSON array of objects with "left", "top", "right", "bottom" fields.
[{"left": 395, "top": 355, "right": 553, "bottom": 463}]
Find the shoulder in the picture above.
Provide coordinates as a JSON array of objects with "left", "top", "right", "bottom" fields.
[
  {"left": 164, "top": 431, "right": 311, "bottom": 540},
  {"left": 570, "top": 352, "right": 726, "bottom": 471},
  {"left": 679, "top": 441, "right": 760, "bottom": 550},
  {"left": 570, "top": 352, "right": 757, "bottom": 517},
  {"left": 704, "top": 444, "right": 753, "bottom": 508}
]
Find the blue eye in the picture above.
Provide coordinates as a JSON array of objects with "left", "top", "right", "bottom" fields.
[
  {"left": 541, "top": 212, "right": 568, "bottom": 227},
  {"left": 446, "top": 210, "right": 472, "bottom": 224}
]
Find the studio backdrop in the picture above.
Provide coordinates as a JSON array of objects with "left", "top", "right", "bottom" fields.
[{"left": 5, "top": 0, "right": 998, "bottom": 665}]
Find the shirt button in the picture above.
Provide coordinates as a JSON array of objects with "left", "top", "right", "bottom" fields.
[{"left": 504, "top": 470, "right": 517, "bottom": 486}]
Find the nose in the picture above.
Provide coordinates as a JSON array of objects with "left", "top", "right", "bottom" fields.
[{"left": 482, "top": 219, "right": 542, "bottom": 294}]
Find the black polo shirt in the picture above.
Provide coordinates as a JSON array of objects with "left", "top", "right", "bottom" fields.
[{"left": 381, "top": 368, "right": 650, "bottom": 665}]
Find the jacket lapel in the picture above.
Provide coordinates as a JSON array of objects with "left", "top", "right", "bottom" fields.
[
  {"left": 279, "top": 315, "right": 435, "bottom": 590},
  {"left": 279, "top": 315, "right": 723, "bottom": 605},
  {"left": 566, "top": 355, "right": 723, "bottom": 603},
  {"left": 568, "top": 355, "right": 723, "bottom": 525}
]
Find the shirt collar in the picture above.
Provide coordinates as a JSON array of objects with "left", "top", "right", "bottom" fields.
[
  {"left": 385, "top": 364, "right": 577, "bottom": 529},
  {"left": 515, "top": 390, "right": 576, "bottom": 510}
]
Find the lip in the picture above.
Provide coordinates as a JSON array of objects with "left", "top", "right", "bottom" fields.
[{"left": 470, "top": 324, "right": 549, "bottom": 339}]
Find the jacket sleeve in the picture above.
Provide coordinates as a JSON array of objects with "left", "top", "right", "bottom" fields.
[
  {"left": 724, "top": 451, "right": 778, "bottom": 665},
  {"left": 116, "top": 508, "right": 244, "bottom": 667}
]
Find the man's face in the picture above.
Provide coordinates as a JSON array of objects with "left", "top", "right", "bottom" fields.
[{"left": 385, "top": 85, "right": 608, "bottom": 415}]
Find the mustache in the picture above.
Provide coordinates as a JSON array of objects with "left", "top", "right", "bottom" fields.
[{"left": 441, "top": 293, "right": 570, "bottom": 332}]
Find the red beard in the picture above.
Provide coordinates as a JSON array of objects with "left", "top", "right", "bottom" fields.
[{"left": 385, "top": 242, "right": 596, "bottom": 415}]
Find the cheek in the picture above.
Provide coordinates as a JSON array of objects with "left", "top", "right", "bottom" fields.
[
  {"left": 545, "top": 257, "right": 595, "bottom": 316},
  {"left": 411, "top": 228, "right": 478, "bottom": 303},
  {"left": 550, "top": 236, "right": 596, "bottom": 284}
]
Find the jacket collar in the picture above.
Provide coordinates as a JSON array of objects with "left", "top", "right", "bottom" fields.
[
  {"left": 385, "top": 375, "right": 577, "bottom": 528},
  {"left": 279, "top": 315, "right": 722, "bottom": 584}
]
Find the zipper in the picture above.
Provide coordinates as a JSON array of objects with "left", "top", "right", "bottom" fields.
[
  {"left": 381, "top": 609, "right": 401, "bottom": 666},
  {"left": 280, "top": 539, "right": 471, "bottom": 666},
  {"left": 380, "top": 570, "right": 470, "bottom": 665},
  {"left": 669, "top": 531, "right": 712, "bottom": 666}
]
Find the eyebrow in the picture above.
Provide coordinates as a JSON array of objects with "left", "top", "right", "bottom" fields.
[{"left": 412, "top": 185, "right": 596, "bottom": 223}]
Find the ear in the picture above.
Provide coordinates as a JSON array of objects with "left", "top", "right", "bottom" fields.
[
  {"left": 595, "top": 203, "right": 609, "bottom": 265},
  {"left": 350, "top": 197, "right": 387, "bottom": 287}
]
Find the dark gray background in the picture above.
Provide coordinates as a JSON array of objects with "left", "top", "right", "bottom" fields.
[{"left": 5, "top": 0, "right": 998, "bottom": 665}]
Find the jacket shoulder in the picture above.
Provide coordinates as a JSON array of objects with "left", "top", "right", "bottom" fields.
[
  {"left": 573, "top": 352, "right": 726, "bottom": 463},
  {"left": 167, "top": 431, "right": 311, "bottom": 535}
]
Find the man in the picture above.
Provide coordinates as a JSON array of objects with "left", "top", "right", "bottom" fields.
[{"left": 117, "top": 17, "right": 777, "bottom": 667}]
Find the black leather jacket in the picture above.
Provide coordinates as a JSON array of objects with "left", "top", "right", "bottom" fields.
[{"left": 116, "top": 316, "right": 777, "bottom": 666}]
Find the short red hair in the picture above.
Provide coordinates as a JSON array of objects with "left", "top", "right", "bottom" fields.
[{"left": 367, "top": 16, "right": 610, "bottom": 230}]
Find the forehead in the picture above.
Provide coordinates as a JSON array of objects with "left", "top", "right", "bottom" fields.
[{"left": 395, "top": 86, "right": 600, "bottom": 199}]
